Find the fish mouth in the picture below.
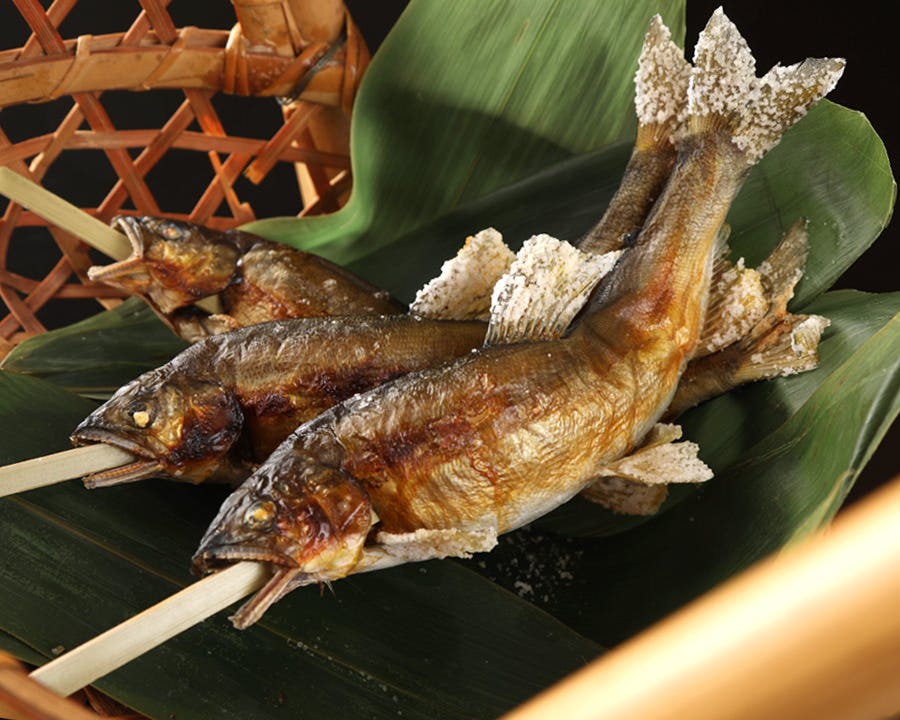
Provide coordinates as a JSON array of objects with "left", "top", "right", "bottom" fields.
[
  {"left": 193, "top": 545, "right": 307, "bottom": 629},
  {"left": 86, "top": 217, "right": 149, "bottom": 285},
  {"left": 70, "top": 426, "right": 163, "bottom": 488}
]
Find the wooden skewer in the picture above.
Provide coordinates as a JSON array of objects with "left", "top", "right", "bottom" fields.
[
  {"left": 0, "top": 167, "right": 219, "bottom": 313},
  {"left": 0, "top": 445, "right": 135, "bottom": 498},
  {"left": 29, "top": 561, "right": 269, "bottom": 698},
  {"left": 502, "top": 475, "right": 900, "bottom": 720},
  {"left": 28, "top": 553, "right": 407, "bottom": 698},
  {"left": 0, "top": 167, "right": 129, "bottom": 261}
]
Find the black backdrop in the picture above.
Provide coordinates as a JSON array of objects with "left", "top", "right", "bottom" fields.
[{"left": 0, "top": 0, "right": 896, "bottom": 500}]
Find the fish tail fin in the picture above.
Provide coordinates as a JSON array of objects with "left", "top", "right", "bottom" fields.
[
  {"left": 634, "top": 15, "right": 692, "bottom": 149},
  {"left": 688, "top": 7, "right": 845, "bottom": 163}
]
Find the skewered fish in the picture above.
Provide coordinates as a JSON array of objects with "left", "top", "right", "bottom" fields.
[{"left": 193, "top": 11, "right": 844, "bottom": 627}]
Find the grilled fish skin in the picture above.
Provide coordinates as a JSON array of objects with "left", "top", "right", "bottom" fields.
[
  {"left": 89, "top": 217, "right": 403, "bottom": 341},
  {"left": 71, "top": 315, "right": 486, "bottom": 486},
  {"left": 194, "top": 10, "right": 844, "bottom": 627}
]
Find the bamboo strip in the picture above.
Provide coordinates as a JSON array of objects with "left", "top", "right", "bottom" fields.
[
  {"left": 503, "top": 476, "right": 900, "bottom": 720},
  {"left": 0, "top": 31, "right": 345, "bottom": 105},
  {"left": 0, "top": 445, "right": 135, "bottom": 498},
  {"left": 29, "top": 552, "right": 408, "bottom": 698},
  {"left": 29, "top": 561, "right": 270, "bottom": 698},
  {"left": 0, "top": 168, "right": 220, "bottom": 314},
  {"left": 0, "top": 167, "right": 128, "bottom": 260}
]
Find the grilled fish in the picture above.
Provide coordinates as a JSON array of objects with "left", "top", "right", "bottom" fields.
[
  {"left": 89, "top": 217, "right": 403, "bottom": 341},
  {"left": 71, "top": 315, "right": 486, "bottom": 486},
  {"left": 193, "top": 10, "right": 844, "bottom": 628}
]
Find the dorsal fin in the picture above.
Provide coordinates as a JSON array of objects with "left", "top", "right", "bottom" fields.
[
  {"left": 485, "top": 235, "right": 621, "bottom": 345},
  {"left": 410, "top": 228, "right": 515, "bottom": 321}
]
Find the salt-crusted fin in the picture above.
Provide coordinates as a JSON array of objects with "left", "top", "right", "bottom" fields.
[
  {"left": 634, "top": 14, "right": 692, "bottom": 144},
  {"left": 369, "top": 526, "right": 498, "bottom": 563},
  {"left": 410, "top": 228, "right": 515, "bottom": 321},
  {"left": 580, "top": 16, "right": 691, "bottom": 256},
  {"left": 668, "top": 311, "right": 830, "bottom": 417},
  {"left": 697, "top": 258, "right": 768, "bottom": 356},
  {"left": 688, "top": 8, "right": 845, "bottom": 163},
  {"left": 486, "top": 236, "right": 621, "bottom": 345},
  {"left": 732, "top": 313, "right": 830, "bottom": 383},
  {"left": 581, "top": 477, "right": 669, "bottom": 516},
  {"left": 757, "top": 219, "right": 809, "bottom": 310},
  {"left": 580, "top": 423, "right": 713, "bottom": 515}
]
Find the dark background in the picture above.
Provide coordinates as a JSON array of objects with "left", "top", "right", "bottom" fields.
[{"left": 0, "top": 1, "right": 896, "bottom": 501}]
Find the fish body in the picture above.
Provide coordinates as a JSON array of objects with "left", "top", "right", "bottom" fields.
[
  {"left": 71, "top": 315, "right": 486, "bottom": 486},
  {"left": 89, "top": 218, "right": 403, "bottom": 340},
  {"left": 194, "top": 10, "right": 844, "bottom": 627}
]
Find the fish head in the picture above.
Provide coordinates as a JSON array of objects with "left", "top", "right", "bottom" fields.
[
  {"left": 193, "top": 461, "right": 373, "bottom": 627},
  {"left": 71, "top": 368, "right": 244, "bottom": 486},
  {"left": 88, "top": 216, "right": 241, "bottom": 313}
]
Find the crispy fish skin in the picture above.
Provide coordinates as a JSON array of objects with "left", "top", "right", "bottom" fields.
[
  {"left": 71, "top": 316, "right": 486, "bottom": 486},
  {"left": 90, "top": 217, "right": 403, "bottom": 340},
  {"left": 194, "top": 10, "right": 845, "bottom": 627}
]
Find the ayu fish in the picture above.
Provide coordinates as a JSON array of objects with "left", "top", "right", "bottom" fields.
[
  {"left": 67, "top": 19, "right": 688, "bottom": 491},
  {"left": 89, "top": 217, "right": 403, "bottom": 341},
  {"left": 193, "top": 10, "right": 845, "bottom": 628}
]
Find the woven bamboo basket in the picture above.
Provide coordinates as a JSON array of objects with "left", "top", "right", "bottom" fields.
[{"left": 0, "top": 0, "right": 370, "bottom": 355}]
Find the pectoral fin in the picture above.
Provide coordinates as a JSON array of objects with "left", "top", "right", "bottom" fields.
[
  {"left": 486, "top": 235, "right": 621, "bottom": 344},
  {"left": 581, "top": 423, "right": 712, "bottom": 515},
  {"left": 368, "top": 526, "right": 498, "bottom": 563}
]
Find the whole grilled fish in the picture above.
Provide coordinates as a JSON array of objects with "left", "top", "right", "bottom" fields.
[
  {"left": 89, "top": 217, "right": 403, "bottom": 341},
  {"left": 71, "top": 315, "right": 486, "bottom": 486},
  {"left": 193, "top": 10, "right": 844, "bottom": 628},
  {"left": 68, "top": 20, "right": 689, "bottom": 490}
]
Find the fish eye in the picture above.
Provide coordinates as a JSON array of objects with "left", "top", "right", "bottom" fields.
[
  {"left": 127, "top": 401, "right": 152, "bottom": 428},
  {"left": 162, "top": 223, "right": 182, "bottom": 241},
  {"left": 243, "top": 500, "right": 276, "bottom": 530}
]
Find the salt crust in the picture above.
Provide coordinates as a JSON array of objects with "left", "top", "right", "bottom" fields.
[
  {"left": 485, "top": 235, "right": 621, "bottom": 345},
  {"left": 374, "top": 526, "right": 498, "bottom": 562},
  {"left": 593, "top": 423, "right": 713, "bottom": 486},
  {"left": 737, "top": 313, "right": 830, "bottom": 382},
  {"left": 634, "top": 15, "right": 692, "bottom": 133},
  {"left": 699, "top": 259, "right": 768, "bottom": 355},
  {"left": 688, "top": 7, "right": 845, "bottom": 163},
  {"left": 410, "top": 228, "right": 515, "bottom": 321},
  {"left": 581, "top": 423, "right": 712, "bottom": 514}
]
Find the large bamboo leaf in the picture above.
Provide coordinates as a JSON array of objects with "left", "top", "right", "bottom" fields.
[
  {"left": 0, "top": 0, "right": 897, "bottom": 717},
  {"left": 245, "top": 0, "right": 685, "bottom": 264},
  {"left": 1, "top": 299, "right": 186, "bottom": 397}
]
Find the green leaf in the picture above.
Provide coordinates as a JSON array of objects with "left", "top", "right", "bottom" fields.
[
  {"left": 0, "top": 0, "right": 897, "bottom": 717},
  {"left": 0, "top": 481, "right": 600, "bottom": 719},
  {"left": 0, "top": 371, "right": 97, "bottom": 464},
  {"left": 244, "top": 0, "right": 685, "bottom": 265},
  {"left": 1, "top": 299, "right": 186, "bottom": 397}
]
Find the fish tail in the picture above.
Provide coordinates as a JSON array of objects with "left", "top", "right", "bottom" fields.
[
  {"left": 634, "top": 14, "right": 692, "bottom": 149},
  {"left": 580, "top": 15, "right": 691, "bottom": 255},
  {"left": 687, "top": 7, "right": 844, "bottom": 164}
]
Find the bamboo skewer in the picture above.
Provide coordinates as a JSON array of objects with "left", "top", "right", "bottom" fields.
[
  {"left": 0, "top": 167, "right": 128, "bottom": 261},
  {"left": 0, "top": 445, "right": 135, "bottom": 498},
  {"left": 28, "top": 554, "right": 407, "bottom": 697},
  {"left": 0, "top": 167, "right": 219, "bottom": 313},
  {"left": 502, "top": 475, "right": 900, "bottom": 720},
  {"left": 29, "top": 561, "right": 269, "bottom": 698}
]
